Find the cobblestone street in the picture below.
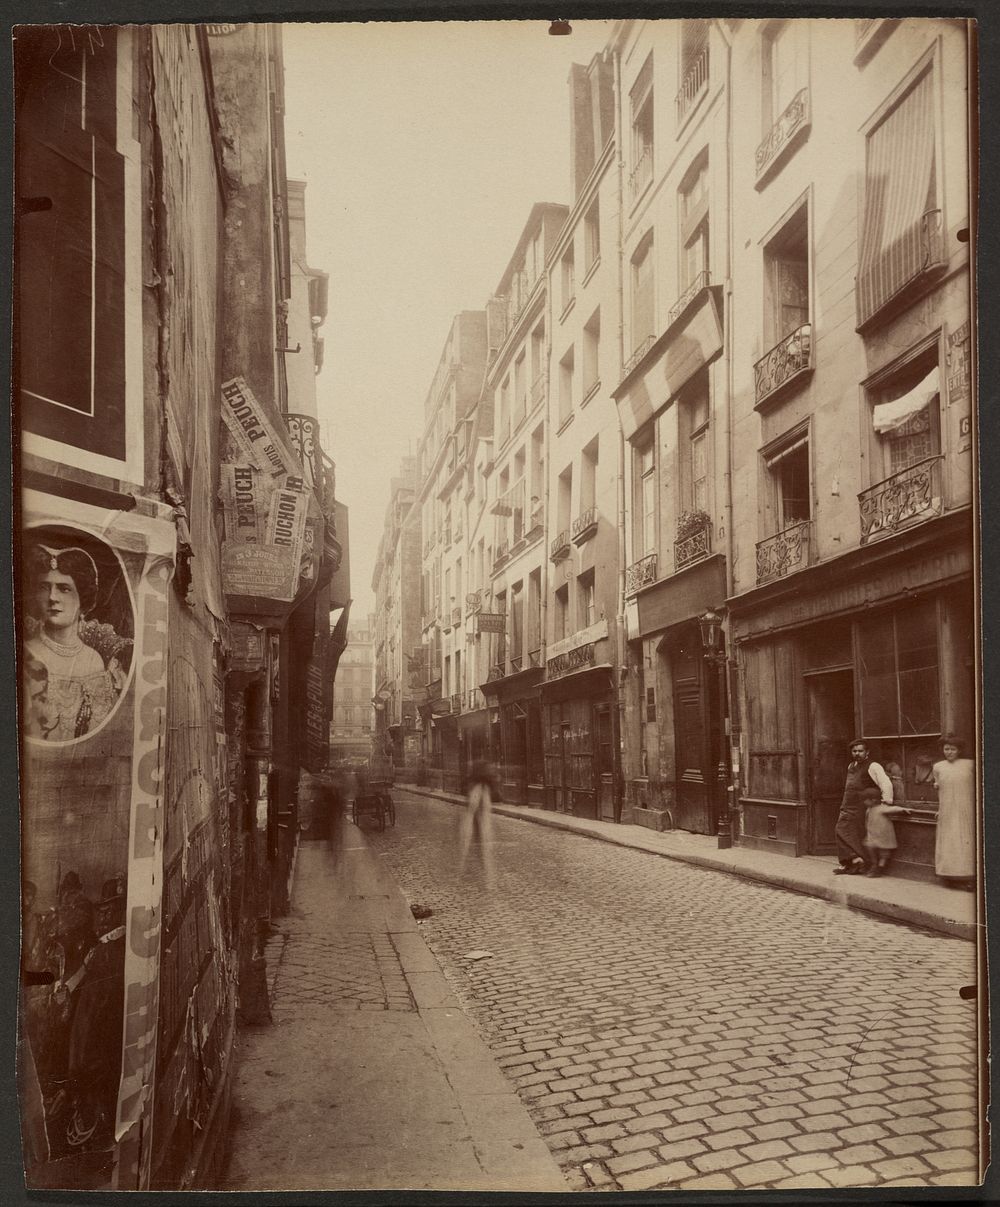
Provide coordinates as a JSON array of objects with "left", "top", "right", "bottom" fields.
[{"left": 371, "top": 791, "right": 981, "bottom": 1193}]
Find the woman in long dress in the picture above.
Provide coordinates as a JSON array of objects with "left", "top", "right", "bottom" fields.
[
  {"left": 22, "top": 544, "right": 126, "bottom": 741},
  {"left": 932, "top": 735, "right": 976, "bottom": 889}
]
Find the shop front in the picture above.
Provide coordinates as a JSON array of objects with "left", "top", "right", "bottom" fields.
[
  {"left": 481, "top": 665, "right": 544, "bottom": 806},
  {"left": 730, "top": 512, "right": 974, "bottom": 880}
]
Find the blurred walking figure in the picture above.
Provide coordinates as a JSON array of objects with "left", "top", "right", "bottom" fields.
[{"left": 459, "top": 760, "right": 497, "bottom": 887}]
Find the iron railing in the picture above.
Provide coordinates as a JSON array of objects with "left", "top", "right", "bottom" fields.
[
  {"left": 623, "top": 334, "right": 655, "bottom": 381},
  {"left": 858, "top": 456, "right": 943, "bottom": 544},
  {"left": 675, "top": 517, "right": 712, "bottom": 570},
  {"left": 629, "top": 145, "right": 653, "bottom": 201},
  {"left": 667, "top": 269, "right": 710, "bottom": 328},
  {"left": 625, "top": 552, "right": 657, "bottom": 596},
  {"left": 756, "top": 519, "right": 811, "bottom": 584},
  {"left": 755, "top": 87, "right": 810, "bottom": 180},
  {"left": 572, "top": 506, "right": 598, "bottom": 544},
  {"left": 550, "top": 529, "right": 571, "bottom": 560},
  {"left": 754, "top": 322, "right": 812, "bottom": 406},
  {"left": 675, "top": 46, "right": 709, "bottom": 124}
]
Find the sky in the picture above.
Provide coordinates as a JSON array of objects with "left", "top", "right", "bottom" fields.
[{"left": 281, "top": 19, "right": 615, "bottom": 616}]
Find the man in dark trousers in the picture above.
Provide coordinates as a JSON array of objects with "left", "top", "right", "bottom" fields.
[{"left": 834, "top": 738, "right": 894, "bottom": 874}]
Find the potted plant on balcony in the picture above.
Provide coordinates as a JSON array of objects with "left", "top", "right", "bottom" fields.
[{"left": 676, "top": 508, "right": 711, "bottom": 541}]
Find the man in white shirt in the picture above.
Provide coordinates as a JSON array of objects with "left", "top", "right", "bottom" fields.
[{"left": 834, "top": 739, "right": 894, "bottom": 875}]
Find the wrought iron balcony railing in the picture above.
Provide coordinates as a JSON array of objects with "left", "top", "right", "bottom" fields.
[
  {"left": 629, "top": 145, "right": 653, "bottom": 201},
  {"left": 550, "top": 529, "right": 571, "bottom": 561},
  {"left": 676, "top": 46, "right": 709, "bottom": 125},
  {"left": 286, "top": 412, "right": 322, "bottom": 493},
  {"left": 622, "top": 335, "right": 655, "bottom": 382},
  {"left": 571, "top": 506, "right": 598, "bottom": 545},
  {"left": 625, "top": 552, "right": 657, "bottom": 596},
  {"left": 466, "top": 590, "right": 482, "bottom": 615},
  {"left": 754, "top": 322, "right": 812, "bottom": 407},
  {"left": 674, "top": 517, "right": 712, "bottom": 571},
  {"left": 756, "top": 519, "right": 812, "bottom": 585},
  {"left": 755, "top": 87, "right": 811, "bottom": 182},
  {"left": 667, "top": 270, "right": 710, "bottom": 329},
  {"left": 451, "top": 693, "right": 462, "bottom": 715},
  {"left": 509, "top": 655, "right": 524, "bottom": 674},
  {"left": 528, "top": 646, "right": 543, "bottom": 669},
  {"left": 859, "top": 456, "right": 943, "bottom": 545}
]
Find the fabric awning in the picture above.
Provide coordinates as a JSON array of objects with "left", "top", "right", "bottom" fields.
[{"left": 872, "top": 365, "right": 939, "bottom": 433}]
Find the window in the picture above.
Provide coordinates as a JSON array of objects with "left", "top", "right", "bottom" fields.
[
  {"left": 581, "top": 438, "right": 599, "bottom": 513},
  {"left": 678, "top": 22, "right": 710, "bottom": 125},
  {"left": 495, "top": 590, "right": 507, "bottom": 668},
  {"left": 559, "top": 346, "right": 575, "bottom": 424},
  {"left": 679, "top": 155, "right": 709, "bottom": 293},
  {"left": 560, "top": 244, "right": 576, "bottom": 313},
  {"left": 630, "top": 55, "right": 654, "bottom": 199},
  {"left": 529, "top": 427, "right": 545, "bottom": 525},
  {"left": 680, "top": 373, "right": 710, "bottom": 514},
  {"left": 762, "top": 20, "right": 805, "bottom": 131},
  {"left": 631, "top": 235, "right": 655, "bottom": 355},
  {"left": 763, "top": 202, "right": 809, "bottom": 349},
  {"left": 584, "top": 200, "right": 600, "bottom": 272},
  {"left": 499, "top": 376, "right": 510, "bottom": 443},
  {"left": 528, "top": 568, "right": 542, "bottom": 658},
  {"left": 764, "top": 427, "right": 811, "bottom": 530},
  {"left": 557, "top": 464, "right": 573, "bottom": 537},
  {"left": 510, "top": 583, "right": 524, "bottom": 664},
  {"left": 16, "top": 27, "right": 130, "bottom": 463},
  {"left": 859, "top": 599, "right": 940, "bottom": 737},
  {"left": 578, "top": 569, "right": 596, "bottom": 629},
  {"left": 868, "top": 343, "right": 942, "bottom": 481},
  {"left": 582, "top": 308, "right": 601, "bottom": 398},
  {"left": 554, "top": 584, "right": 570, "bottom": 641},
  {"left": 514, "top": 351, "right": 527, "bottom": 429},
  {"left": 530, "top": 323, "right": 545, "bottom": 400},
  {"left": 634, "top": 428, "right": 657, "bottom": 556},
  {"left": 857, "top": 64, "right": 941, "bottom": 328}
]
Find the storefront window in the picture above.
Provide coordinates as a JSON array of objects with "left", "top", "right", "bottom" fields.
[{"left": 858, "top": 598, "right": 940, "bottom": 737}]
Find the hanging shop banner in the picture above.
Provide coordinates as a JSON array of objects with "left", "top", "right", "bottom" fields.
[
  {"left": 219, "top": 377, "right": 322, "bottom": 606},
  {"left": 476, "top": 612, "right": 506, "bottom": 634},
  {"left": 19, "top": 490, "right": 175, "bottom": 1191}
]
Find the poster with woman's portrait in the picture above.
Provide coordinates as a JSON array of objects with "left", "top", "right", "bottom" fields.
[{"left": 19, "top": 495, "right": 174, "bottom": 1190}]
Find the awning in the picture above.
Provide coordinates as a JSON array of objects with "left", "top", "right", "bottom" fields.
[
  {"left": 540, "top": 663, "right": 615, "bottom": 703},
  {"left": 872, "top": 365, "right": 939, "bottom": 433}
]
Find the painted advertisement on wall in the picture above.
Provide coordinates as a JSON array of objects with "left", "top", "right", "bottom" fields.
[{"left": 18, "top": 491, "right": 174, "bottom": 1191}]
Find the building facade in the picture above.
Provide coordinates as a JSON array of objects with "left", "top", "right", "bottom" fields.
[
  {"left": 15, "top": 22, "right": 345, "bottom": 1190},
  {"left": 330, "top": 621, "right": 375, "bottom": 764}
]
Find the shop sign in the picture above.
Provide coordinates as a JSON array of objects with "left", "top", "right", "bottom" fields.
[
  {"left": 303, "top": 647, "right": 331, "bottom": 772},
  {"left": 19, "top": 490, "right": 175, "bottom": 1189},
  {"left": 547, "top": 617, "right": 608, "bottom": 663},
  {"left": 547, "top": 642, "right": 596, "bottom": 679},
  {"left": 476, "top": 612, "right": 506, "bottom": 633},
  {"left": 219, "top": 377, "right": 318, "bottom": 604}
]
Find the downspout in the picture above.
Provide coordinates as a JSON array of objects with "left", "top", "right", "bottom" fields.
[{"left": 612, "top": 37, "right": 628, "bottom": 815}]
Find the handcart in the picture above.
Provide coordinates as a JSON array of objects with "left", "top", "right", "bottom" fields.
[{"left": 351, "top": 759, "right": 396, "bottom": 831}]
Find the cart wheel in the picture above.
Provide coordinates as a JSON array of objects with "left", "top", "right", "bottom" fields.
[
  {"left": 387, "top": 797, "right": 396, "bottom": 827},
  {"left": 351, "top": 799, "right": 359, "bottom": 826}
]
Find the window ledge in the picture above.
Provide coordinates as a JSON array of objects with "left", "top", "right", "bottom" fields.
[
  {"left": 627, "top": 174, "right": 654, "bottom": 218},
  {"left": 582, "top": 256, "right": 601, "bottom": 288},
  {"left": 580, "top": 380, "right": 601, "bottom": 409},
  {"left": 675, "top": 78, "right": 709, "bottom": 139},
  {"left": 556, "top": 412, "right": 576, "bottom": 436},
  {"left": 559, "top": 296, "right": 577, "bottom": 324}
]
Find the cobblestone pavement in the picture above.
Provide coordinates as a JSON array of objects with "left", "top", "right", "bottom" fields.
[{"left": 370, "top": 791, "right": 982, "bottom": 1193}]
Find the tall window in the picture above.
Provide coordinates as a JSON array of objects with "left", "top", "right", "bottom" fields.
[
  {"left": 764, "top": 427, "right": 811, "bottom": 530},
  {"left": 762, "top": 20, "right": 805, "bottom": 131},
  {"left": 530, "top": 323, "right": 545, "bottom": 399},
  {"left": 529, "top": 427, "right": 545, "bottom": 526},
  {"left": 514, "top": 351, "right": 527, "bottom": 429},
  {"left": 631, "top": 234, "right": 655, "bottom": 354},
  {"left": 560, "top": 244, "right": 576, "bottom": 313},
  {"left": 857, "top": 64, "right": 940, "bottom": 327},
  {"left": 577, "top": 569, "right": 596, "bottom": 629},
  {"left": 858, "top": 599, "right": 940, "bottom": 738},
  {"left": 581, "top": 437, "right": 599, "bottom": 513},
  {"left": 584, "top": 200, "right": 600, "bottom": 272},
  {"left": 559, "top": 346, "right": 575, "bottom": 424},
  {"left": 678, "top": 20, "right": 710, "bottom": 123},
  {"left": 869, "top": 344, "right": 941, "bottom": 479},
  {"left": 554, "top": 584, "right": 570, "bottom": 641},
  {"left": 681, "top": 374, "right": 710, "bottom": 514},
  {"left": 634, "top": 429, "right": 656, "bottom": 556},
  {"left": 764, "top": 202, "right": 809, "bottom": 348},
  {"left": 499, "top": 376, "right": 511, "bottom": 443},
  {"left": 528, "top": 568, "right": 542, "bottom": 659},
  {"left": 510, "top": 583, "right": 524, "bottom": 665},
  {"left": 583, "top": 308, "right": 601, "bottom": 398},
  {"left": 630, "top": 55, "right": 654, "bottom": 198},
  {"left": 679, "top": 155, "right": 709, "bottom": 292},
  {"left": 557, "top": 465, "right": 573, "bottom": 535}
]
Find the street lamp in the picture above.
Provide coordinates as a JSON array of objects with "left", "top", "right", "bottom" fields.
[{"left": 699, "top": 609, "right": 732, "bottom": 849}]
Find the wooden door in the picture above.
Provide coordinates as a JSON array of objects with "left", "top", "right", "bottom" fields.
[
  {"left": 595, "top": 702, "right": 617, "bottom": 822},
  {"left": 806, "top": 669, "right": 854, "bottom": 852}
]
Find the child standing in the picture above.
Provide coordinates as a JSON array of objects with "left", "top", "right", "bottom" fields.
[{"left": 864, "top": 793, "right": 911, "bottom": 877}]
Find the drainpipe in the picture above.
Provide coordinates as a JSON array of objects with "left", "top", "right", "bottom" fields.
[{"left": 612, "top": 35, "right": 628, "bottom": 815}]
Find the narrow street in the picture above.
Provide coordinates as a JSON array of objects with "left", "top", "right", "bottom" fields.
[{"left": 369, "top": 790, "right": 979, "bottom": 1193}]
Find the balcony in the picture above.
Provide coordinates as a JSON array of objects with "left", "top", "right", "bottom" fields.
[
  {"left": 451, "top": 606, "right": 462, "bottom": 626},
  {"left": 755, "top": 87, "right": 811, "bottom": 186},
  {"left": 856, "top": 210, "right": 945, "bottom": 331},
  {"left": 756, "top": 520, "right": 812, "bottom": 585},
  {"left": 674, "top": 514, "right": 712, "bottom": 571},
  {"left": 550, "top": 529, "right": 571, "bottom": 561},
  {"left": 528, "top": 646, "right": 543, "bottom": 669},
  {"left": 629, "top": 145, "right": 653, "bottom": 202},
  {"left": 625, "top": 552, "right": 657, "bottom": 596},
  {"left": 675, "top": 46, "right": 709, "bottom": 126},
  {"left": 571, "top": 506, "right": 598, "bottom": 546},
  {"left": 858, "top": 456, "right": 943, "bottom": 545},
  {"left": 754, "top": 323, "right": 812, "bottom": 409},
  {"left": 622, "top": 335, "right": 655, "bottom": 383},
  {"left": 451, "top": 693, "right": 462, "bottom": 715},
  {"left": 493, "top": 540, "right": 510, "bottom": 568},
  {"left": 667, "top": 269, "right": 710, "bottom": 329},
  {"left": 466, "top": 590, "right": 482, "bottom": 616},
  {"left": 509, "top": 655, "right": 524, "bottom": 674}
]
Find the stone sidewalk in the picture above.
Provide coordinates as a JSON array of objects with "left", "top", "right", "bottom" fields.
[
  {"left": 398, "top": 783, "right": 978, "bottom": 942},
  {"left": 218, "top": 808, "right": 567, "bottom": 1193}
]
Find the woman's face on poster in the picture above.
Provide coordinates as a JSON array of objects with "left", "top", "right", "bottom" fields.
[{"left": 35, "top": 570, "right": 81, "bottom": 633}]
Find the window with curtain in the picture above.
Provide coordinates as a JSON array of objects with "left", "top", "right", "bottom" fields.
[{"left": 857, "top": 66, "right": 939, "bottom": 327}]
